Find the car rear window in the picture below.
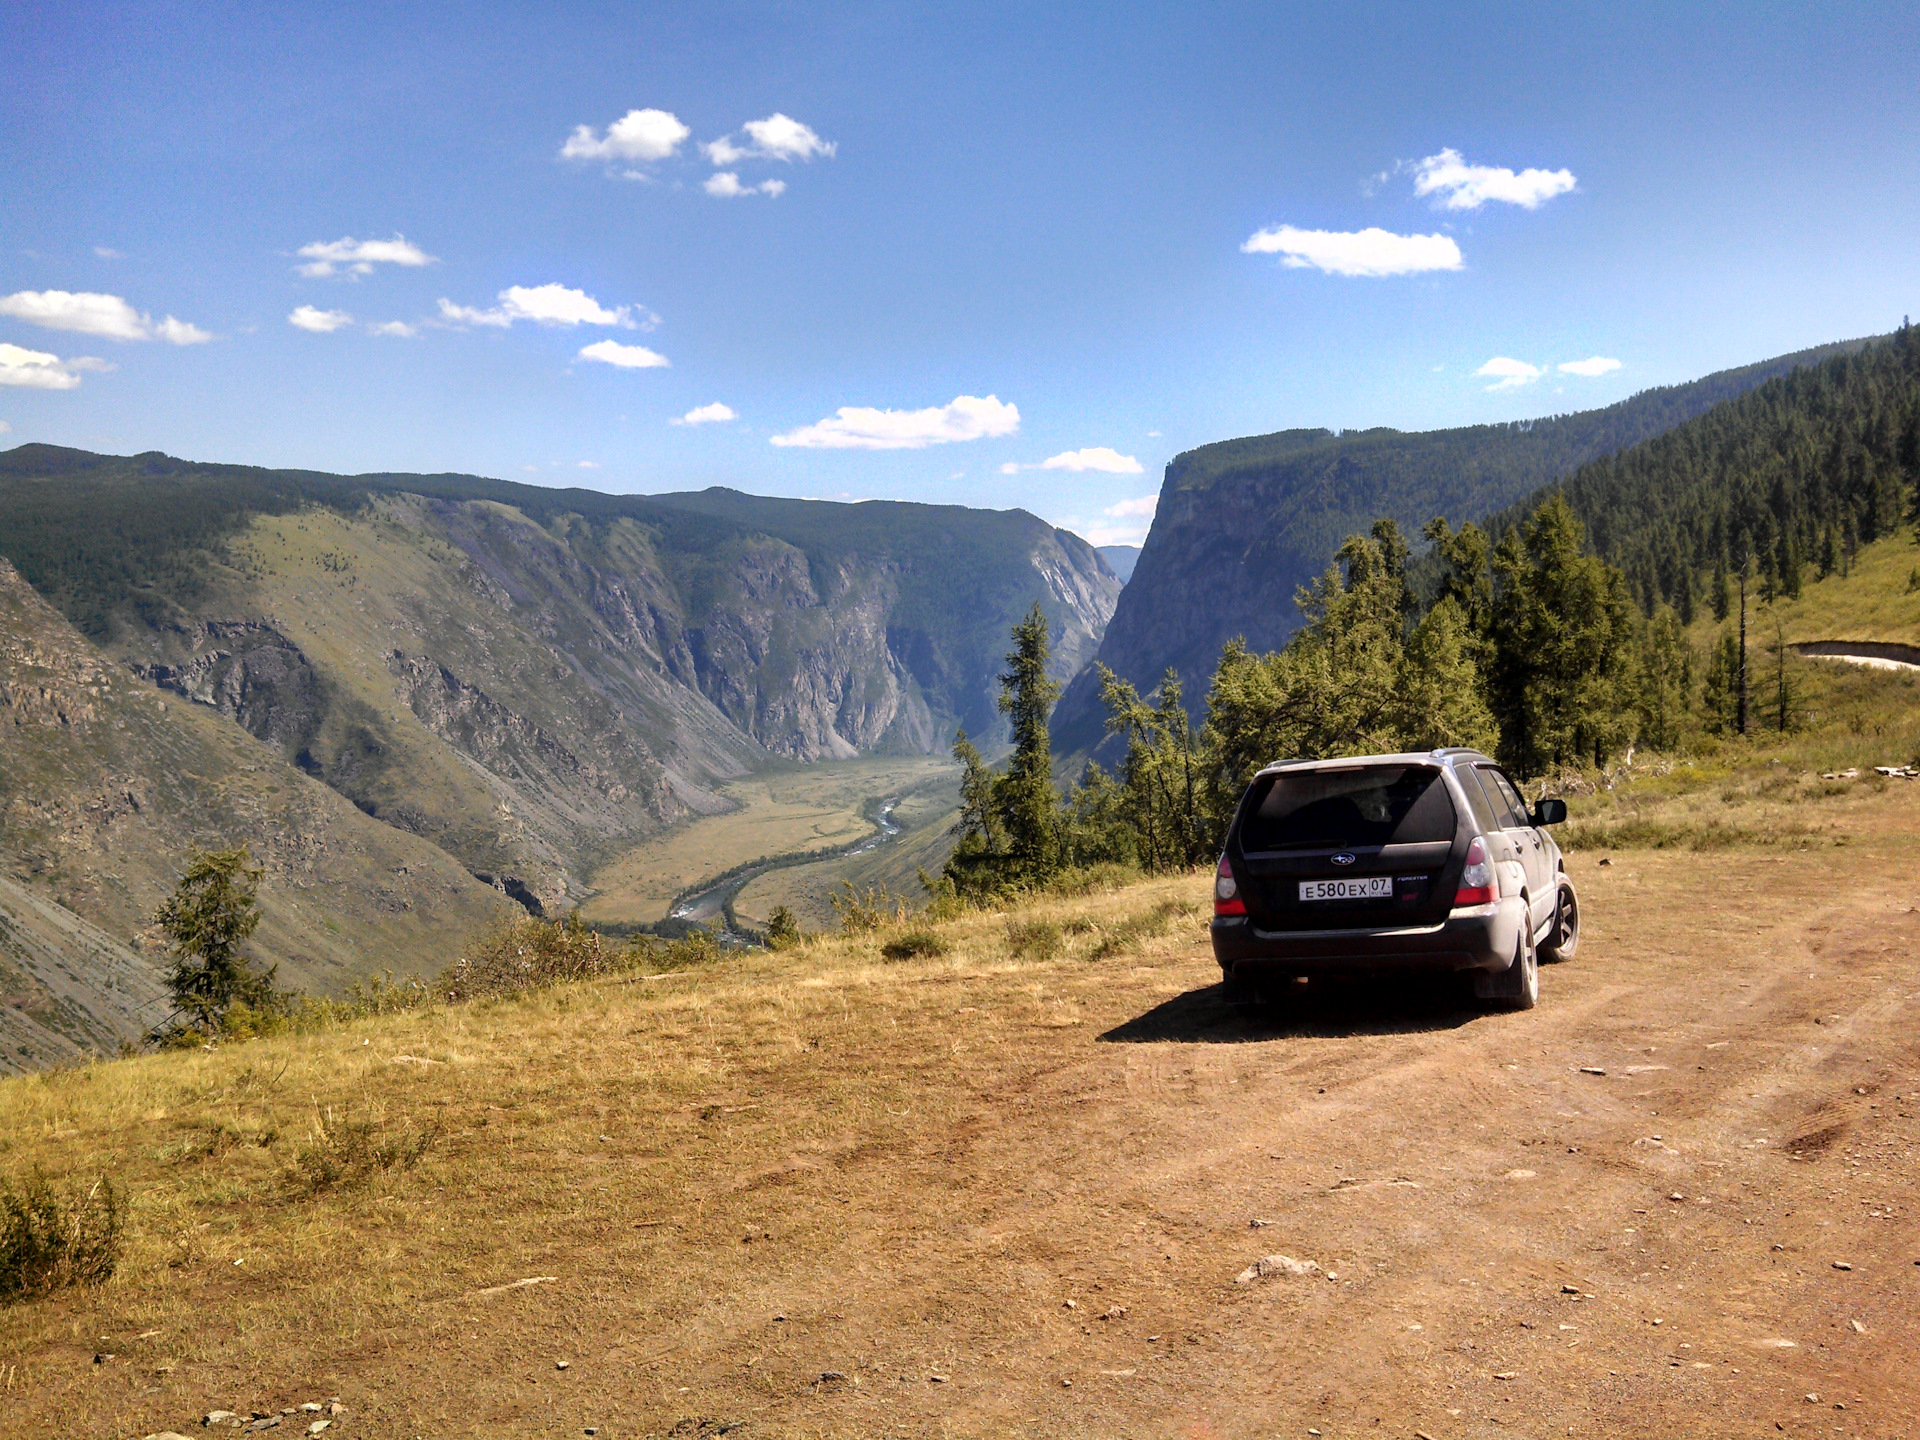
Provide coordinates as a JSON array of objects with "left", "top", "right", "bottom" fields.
[{"left": 1238, "top": 765, "right": 1456, "bottom": 851}]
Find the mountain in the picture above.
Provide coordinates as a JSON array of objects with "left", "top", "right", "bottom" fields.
[
  {"left": 1097, "top": 545, "right": 1141, "bottom": 583},
  {"left": 0, "top": 447, "right": 1118, "bottom": 917},
  {"left": 0, "top": 556, "right": 515, "bottom": 1059},
  {"left": 1053, "top": 334, "right": 1883, "bottom": 755}
]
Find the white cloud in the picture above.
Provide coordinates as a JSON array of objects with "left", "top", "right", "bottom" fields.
[
  {"left": 1475, "top": 356, "right": 1543, "bottom": 391},
  {"left": 561, "top": 108, "right": 691, "bottom": 165},
  {"left": 672, "top": 402, "right": 737, "bottom": 425},
  {"left": 705, "top": 113, "right": 835, "bottom": 166},
  {"left": 1413, "top": 149, "right": 1576, "bottom": 211},
  {"left": 999, "top": 462, "right": 1020, "bottom": 475},
  {"left": 578, "top": 339, "right": 670, "bottom": 369},
  {"left": 1240, "top": 226, "right": 1463, "bottom": 277},
  {"left": 369, "top": 320, "right": 418, "bottom": 337},
  {"left": 0, "top": 342, "right": 82, "bottom": 389},
  {"left": 296, "top": 234, "right": 435, "bottom": 278},
  {"left": 0, "top": 289, "right": 210, "bottom": 343},
  {"left": 152, "top": 316, "right": 211, "bottom": 344},
  {"left": 772, "top": 395, "right": 1018, "bottom": 450},
  {"left": 1558, "top": 355, "right": 1622, "bottom": 377},
  {"left": 1104, "top": 494, "right": 1160, "bottom": 520},
  {"left": 437, "top": 284, "right": 641, "bottom": 329},
  {"left": 704, "top": 171, "right": 786, "bottom": 198},
  {"left": 1041, "top": 447, "right": 1143, "bottom": 475},
  {"left": 577, "top": 460, "right": 599, "bottom": 468},
  {"left": 289, "top": 305, "right": 353, "bottom": 333},
  {"left": 0, "top": 420, "right": 9, "bottom": 433},
  {"left": 1146, "top": 429, "right": 1162, "bottom": 437},
  {"left": 93, "top": 246, "right": 123, "bottom": 259},
  {"left": 66, "top": 356, "right": 116, "bottom": 372}
]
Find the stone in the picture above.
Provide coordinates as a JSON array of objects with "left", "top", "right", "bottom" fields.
[
  {"left": 1578, "top": 1066, "right": 1607, "bottom": 1076},
  {"left": 1235, "top": 1254, "right": 1319, "bottom": 1283},
  {"left": 205, "top": 1414, "right": 239, "bottom": 1427},
  {"left": 308, "top": 1425, "right": 330, "bottom": 1436},
  {"left": 556, "top": 1359, "right": 571, "bottom": 1369},
  {"left": 1832, "top": 1261, "right": 1852, "bottom": 1271}
]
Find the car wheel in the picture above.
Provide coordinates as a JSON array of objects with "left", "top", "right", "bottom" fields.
[
  {"left": 1477, "top": 926, "right": 1538, "bottom": 1011},
  {"left": 1539, "top": 882, "right": 1579, "bottom": 964}
]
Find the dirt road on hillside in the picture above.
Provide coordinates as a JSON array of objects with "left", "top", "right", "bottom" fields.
[{"left": 12, "top": 825, "right": 1920, "bottom": 1439}]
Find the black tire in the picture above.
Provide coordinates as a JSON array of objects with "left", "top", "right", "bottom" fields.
[
  {"left": 1477, "top": 925, "right": 1539, "bottom": 1011},
  {"left": 1539, "top": 882, "right": 1580, "bottom": 964}
]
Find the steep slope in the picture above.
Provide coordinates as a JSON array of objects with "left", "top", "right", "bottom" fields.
[
  {"left": 0, "top": 558, "right": 515, "bottom": 1021},
  {"left": 1055, "top": 334, "right": 1881, "bottom": 753},
  {"left": 0, "top": 875, "right": 169, "bottom": 1073},
  {"left": 0, "top": 448, "right": 1117, "bottom": 909}
]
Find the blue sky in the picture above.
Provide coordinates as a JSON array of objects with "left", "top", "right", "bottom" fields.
[{"left": 3, "top": 3, "right": 1917, "bottom": 546}]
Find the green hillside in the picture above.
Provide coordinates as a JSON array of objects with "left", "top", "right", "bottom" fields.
[{"left": 1481, "top": 325, "right": 1920, "bottom": 616}]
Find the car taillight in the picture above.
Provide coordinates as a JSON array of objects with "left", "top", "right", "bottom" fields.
[
  {"left": 1214, "top": 855, "right": 1246, "bottom": 916},
  {"left": 1454, "top": 835, "right": 1496, "bottom": 907}
]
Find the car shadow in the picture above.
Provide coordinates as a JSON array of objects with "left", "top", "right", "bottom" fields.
[{"left": 1097, "top": 979, "right": 1482, "bottom": 1044}]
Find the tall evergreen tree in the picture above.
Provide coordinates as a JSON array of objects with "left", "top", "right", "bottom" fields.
[{"left": 1487, "top": 497, "right": 1639, "bottom": 775}]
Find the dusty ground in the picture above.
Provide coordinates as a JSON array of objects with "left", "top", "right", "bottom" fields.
[{"left": 4, "top": 788, "right": 1918, "bottom": 1439}]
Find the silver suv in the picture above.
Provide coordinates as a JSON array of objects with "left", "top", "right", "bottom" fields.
[{"left": 1210, "top": 749, "right": 1578, "bottom": 1010}]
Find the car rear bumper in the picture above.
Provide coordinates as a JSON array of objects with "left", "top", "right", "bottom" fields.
[{"left": 1211, "top": 898, "right": 1525, "bottom": 980}]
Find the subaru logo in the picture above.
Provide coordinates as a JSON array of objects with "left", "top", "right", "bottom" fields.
[{"left": 1331, "top": 852, "right": 1356, "bottom": 866}]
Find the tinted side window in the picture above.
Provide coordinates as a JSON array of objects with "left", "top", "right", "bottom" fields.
[
  {"left": 1476, "top": 766, "right": 1529, "bottom": 828},
  {"left": 1454, "top": 766, "right": 1503, "bottom": 834},
  {"left": 1240, "top": 766, "right": 1456, "bottom": 851}
]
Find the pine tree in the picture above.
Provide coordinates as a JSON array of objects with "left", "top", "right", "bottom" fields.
[
  {"left": 994, "top": 603, "right": 1063, "bottom": 880},
  {"left": 155, "top": 847, "right": 276, "bottom": 1033}
]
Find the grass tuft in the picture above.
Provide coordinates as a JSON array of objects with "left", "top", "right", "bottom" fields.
[
  {"left": 0, "top": 1170, "right": 123, "bottom": 1303},
  {"left": 286, "top": 1108, "right": 441, "bottom": 1195},
  {"left": 880, "top": 929, "right": 950, "bottom": 961},
  {"left": 1005, "top": 918, "right": 1064, "bottom": 959}
]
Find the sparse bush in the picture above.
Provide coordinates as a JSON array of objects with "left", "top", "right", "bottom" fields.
[
  {"left": 880, "top": 929, "right": 949, "bottom": 961},
  {"left": 439, "top": 913, "right": 613, "bottom": 999},
  {"left": 830, "top": 881, "right": 909, "bottom": 934},
  {"left": 1005, "top": 919, "right": 1063, "bottom": 959},
  {"left": 288, "top": 1108, "right": 439, "bottom": 1194},
  {"left": 0, "top": 1171, "right": 123, "bottom": 1303}
]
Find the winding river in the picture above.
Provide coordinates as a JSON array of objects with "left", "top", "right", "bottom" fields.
[{"left": 668, "top": 797, "right": 905, "bottom": 940}]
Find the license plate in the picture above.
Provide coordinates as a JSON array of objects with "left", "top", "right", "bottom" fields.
[{"left": 1299, "top": 876, "right": 1392, "bottom": 902}]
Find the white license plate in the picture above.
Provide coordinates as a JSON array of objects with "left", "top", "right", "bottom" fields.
[{"left": 1299, "top": 876, "right": 1392, "bottom": 902}]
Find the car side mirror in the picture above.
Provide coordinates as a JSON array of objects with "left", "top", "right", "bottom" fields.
[{"left": 1530, "top": 798, "right": 1567, "bottom": 826}]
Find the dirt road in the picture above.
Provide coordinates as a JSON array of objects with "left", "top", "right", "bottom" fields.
[{"left": 9, "top": 807, "right": 1920, "bottom": 1438}]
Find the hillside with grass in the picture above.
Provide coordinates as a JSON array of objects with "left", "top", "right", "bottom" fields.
[{"left": 1055, "top": 332, "right": 1884, "bottom": 755}]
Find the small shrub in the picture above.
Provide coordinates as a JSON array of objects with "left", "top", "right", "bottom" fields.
[
  {"left": 288, "top": 1108, "right": 440, "bottom": 1195},
  {"left": 0, "top": 1171, "right": 123, "bottom": 1303},
  {"left": 439, "top": 914, "right": 612, "bottom": 999},
  {"left": 1005, "top": 919, "right": 1063, "bottom": 959},
  {"left": 880, "top": 928, "right": 949, "bottom": 961},
  {"left": 764, "top": 906, "right": 802, "bottom": 950}
]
